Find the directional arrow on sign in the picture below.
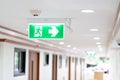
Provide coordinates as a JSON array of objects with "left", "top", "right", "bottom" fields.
[{"left": 49, "top": 26, "right": 59, "bottom": 37}]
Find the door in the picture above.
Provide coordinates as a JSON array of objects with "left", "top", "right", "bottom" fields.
[
  {"left": 29, "top": 50, "right": 40, "bottom": 80},
  {"left": 52, "top": 55, "right": 57, "bottom": 80}
]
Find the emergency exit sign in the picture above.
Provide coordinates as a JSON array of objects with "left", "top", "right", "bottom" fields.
[{"left": 28, "top": 23, "right": 64, "bottom": 39}]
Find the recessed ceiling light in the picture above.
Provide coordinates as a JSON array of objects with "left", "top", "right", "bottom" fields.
[
  {"left": 90, "top": 29, "right": 98, "bottom": 31},
  {"left": 97, "top": 45, "right": 102, "bottom": 48},
  {"left": 67, "top": 45, "right": 71, "bottom": 48},
  {"left": 99, "top": 48, "right": 103, "bottom": 52},
  {"left": 59, "top": 42, "right": 64, "bottom": 45},
  {"left": 81, "top": 9, "right": 95, "bottom": 13},
  {"left": 96, "top": 42, "right": 101, "bottom": 45},
  {"left": 93, "top": 37, "right": 100, "bottom": 40},
  {"left": 73, "top": 47, "right": 76, "bottom": 50}
]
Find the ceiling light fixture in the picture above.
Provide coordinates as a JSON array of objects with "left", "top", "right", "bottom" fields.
[
  {"left": 97, "top": 45, "right": 102, "bottom": 48},
  {"left": 99, "top": 48, "right": 103, "bottom": 52},
  {"left": 73, "top": 47, "right": 76, "bottom": 50},
  {"left": 96, "top": 42, "right": 101, "bottom": 45},
  {"left": 93, "top": 37, "right": 100, "bottom": 40},
  {"left": 81, "top": 9, "right": 95, "bottom": 13},
  {"left": 59, "top": 42, "right": 64, "bottom": 45},
  {"left": 90, "top": 29, "right": 98, "bottom": 31},
  {"left": 67, "top": 45, "right": 71, "bottom": 48}
]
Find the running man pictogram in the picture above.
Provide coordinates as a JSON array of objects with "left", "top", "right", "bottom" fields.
[{"left": 34, "top": 26, "right": 42, "bottom": 37}]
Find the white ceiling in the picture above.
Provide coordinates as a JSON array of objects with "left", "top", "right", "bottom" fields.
[{"left": 0, "top": 0, "right": 119, "bottom": 57}]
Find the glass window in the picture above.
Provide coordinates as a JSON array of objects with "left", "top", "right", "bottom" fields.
[
  {"left": 44, "top": 53, "right": 49, "bottom": 66},
  {"left": 14, "top": 48, "right": 26, "bottom": 76}
]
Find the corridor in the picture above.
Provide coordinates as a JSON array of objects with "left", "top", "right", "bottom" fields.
[{"left": 0, "top": 0, "right": 120, "bottom": 80}]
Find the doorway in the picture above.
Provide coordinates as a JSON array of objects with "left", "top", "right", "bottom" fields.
[{"left": 29, "top": 50, "right": 40, "bottom": 80}]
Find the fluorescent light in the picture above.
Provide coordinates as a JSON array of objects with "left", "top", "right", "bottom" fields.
[
  {"left": 90, "top": 29, "right": 98, "bottom": 31},
  {"left": 97, "top": 45, "right": 102, "bottom": 48},
  {"left": 97, "top": 45, "right": 103, "bottom": 51},
  {"left": 99, "top": 48, "right": 103, "bottom": 52},
  {"left": 81, "top": 9, "right": 95, "bottom": 13},
  {"left": 59, "top": 42, "right": 64, "bottom": 45},
  {"left": 67, "top": 45, "right": 71, "bottom": 48},
  {"left": 96, "top": 42, "right": 101, "bottom": 45},
  {"left": 93, "top": 37, "right": 100, "bottom": 40},
  {"left": 73, "top": 47, "right": 76, "bottom": 50}
]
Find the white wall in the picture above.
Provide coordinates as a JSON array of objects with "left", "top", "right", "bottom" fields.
[
  {"left": 0, "top": 42, "right": 53, "bottom": 80},
  {"left": 57, "top": 55, "right": 68, "bottom": 80},
  {"left": 109, "top": 49, "right": 120, "bottom": 80},
  {"left": 0, "top": 43, "right": 4, "bottom": 80},
  {"left": 0, "top": 42, "right": 82, "bottom": 80},
  {"left": 1, "top": 43, "right": 28, "bottom": 80},
  {"left": 40, "top": 51, "right": 53, "bottom": 80},
  {"left": 76, "top": 58, "right": 80, "bottom": 80}
]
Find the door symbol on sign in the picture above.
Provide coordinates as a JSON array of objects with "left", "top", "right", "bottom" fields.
[{"left": 34, "top": 26, "right": 42, "bottom": 37}]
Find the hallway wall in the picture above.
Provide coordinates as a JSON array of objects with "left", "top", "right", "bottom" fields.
[
  {"left": 76, "top": 58, "right": 80, "bottom": 80},
  {"left": 109, "top": 49, "right": 120, "bottom": 80},
  {"left": 0, "top": 42, "right": 52, "bottom": 80},
  {"left": 1, "top": 43, "right": 29, "bottom": 80},
  {"left": 0, "top": 43, "right": 4, "bottom": 80},
  {"left": 57, "top": 55, "right": 69, "bottom": 80},
  {"left": 71, "top": 57, "right": 75, "bottom": 80},
  {"left": 0, "top": 42, "right": 83, "bottom": 80},
  {"left": 40, "top": 51, "right": 53, "bottom": 80}
]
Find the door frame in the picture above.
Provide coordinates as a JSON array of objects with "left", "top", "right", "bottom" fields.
[
  {"left": 68, "top": 57, "right": 71, "bottom": 80},
  {"left": 74, "top": 58, "right": 77, "bottom": 80},
  {"left": 52, "top": 54, "right": 57, "bottom": 80}
]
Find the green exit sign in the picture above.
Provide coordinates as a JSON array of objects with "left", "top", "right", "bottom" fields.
[{"left": 28, "top": 23, "right": 64, "bottom": 39}]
